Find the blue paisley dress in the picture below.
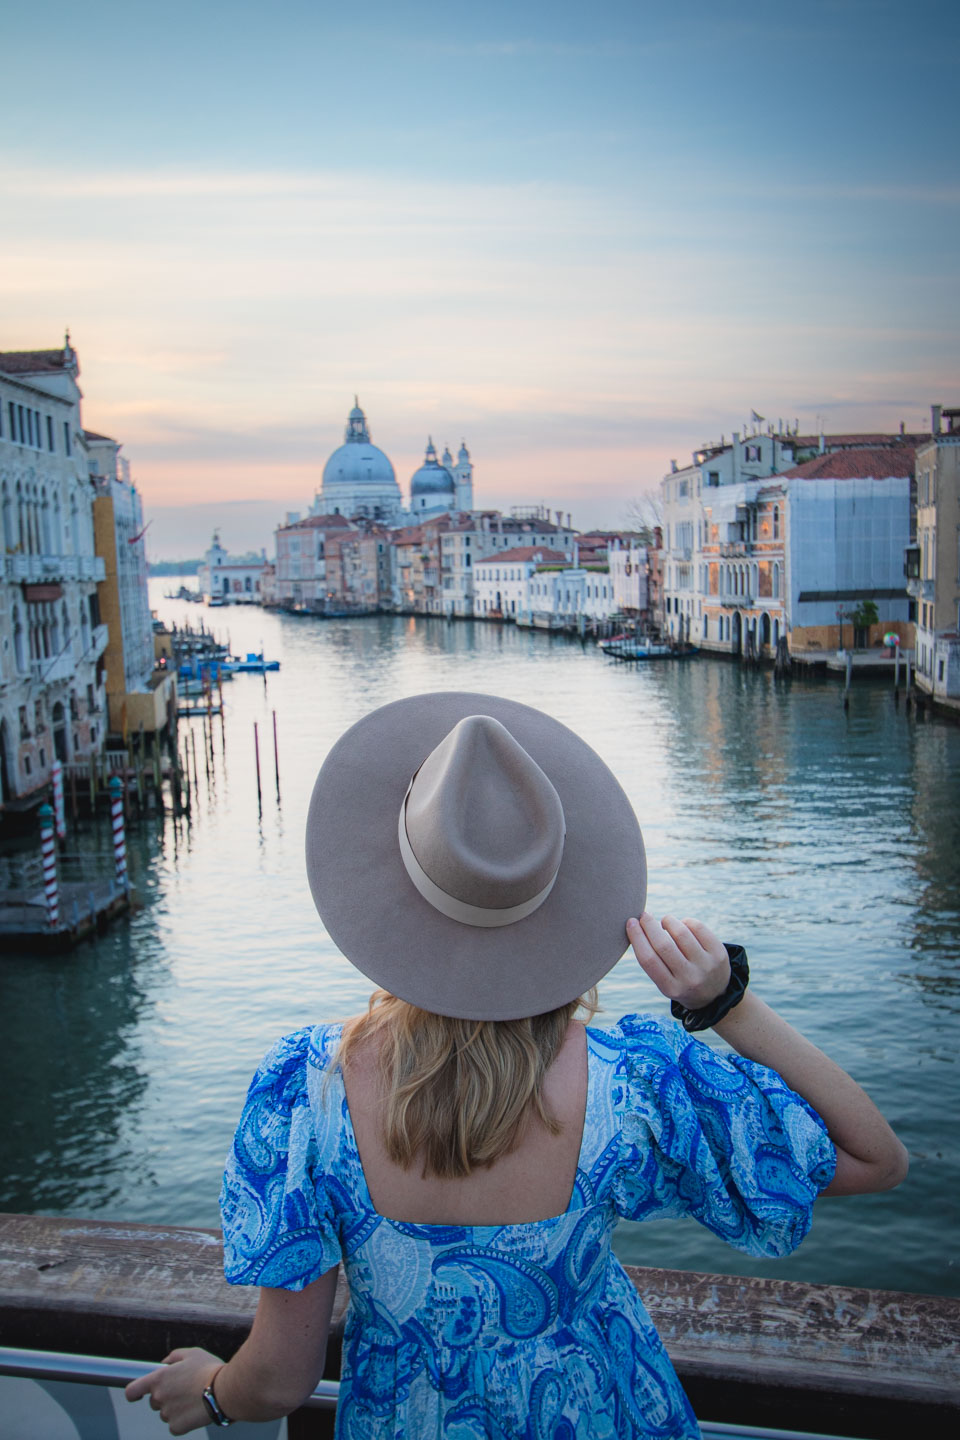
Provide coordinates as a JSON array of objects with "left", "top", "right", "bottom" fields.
[{"left": 220, "top": 1015, "right": 835, "bottom": 1439}]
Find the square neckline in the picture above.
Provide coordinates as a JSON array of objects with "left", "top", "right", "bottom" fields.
[{"left": 329, "top": 1019, "right": 597, "bottom": 1231}]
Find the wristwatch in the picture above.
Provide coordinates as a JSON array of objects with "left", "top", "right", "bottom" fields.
[{"left": 201, "top": 1373, "right": 233, "bottom": 1428}]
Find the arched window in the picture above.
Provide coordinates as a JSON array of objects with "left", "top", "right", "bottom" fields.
[
  {"left": 62, "top": 602, "right": 71, "bottom": 651},
  {"left": 40, "top": 490, "right": 51, "bottom": 552},
  {"left": 70, "top": 495, "right": 80, "bottom": 555},
  {"left": 1, "top": 485, "right": 11, "bottom": 550},
  {"left": 51, "top": 492, "right": 62, "bottom": 553},
  {"left": 773, "top": 562, "right": 780, "bottom": 598}
]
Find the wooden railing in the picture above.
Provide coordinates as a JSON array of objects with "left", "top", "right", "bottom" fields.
[{"left": 0, "top": 1214, "right": 957, "bottom": 1438}]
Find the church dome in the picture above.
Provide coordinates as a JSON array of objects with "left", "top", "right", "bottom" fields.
[
  {"left": 319, "top": 401, "right": 401, "bottom": 518},
  {"left": 411, "top": 438, "right": 456, "bottom": 497}
]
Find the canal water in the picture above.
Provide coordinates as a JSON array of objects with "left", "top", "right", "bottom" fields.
[{"left": 2, "top": 583, "right": 958, "bottom": 1299}]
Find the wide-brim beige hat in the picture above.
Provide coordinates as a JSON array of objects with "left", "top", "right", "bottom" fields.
[{"left": 306, "top": 691, "right": 645, "bottom": 1020}]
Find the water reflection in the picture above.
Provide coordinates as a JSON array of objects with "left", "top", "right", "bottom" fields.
[{"left": 1, "top": 591, "right": 957, "bottom": 1298}]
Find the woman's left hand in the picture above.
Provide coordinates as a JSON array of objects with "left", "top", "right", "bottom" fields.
[
  {"left": 627, "top": 911, "right": 730, "bottom": 1010},
  {"left": 125, "top": 1347, "right": 223, "bottom": 1435}
]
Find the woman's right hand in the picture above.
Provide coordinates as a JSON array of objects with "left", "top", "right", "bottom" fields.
[{"left": 626, "top": 912, "right": 731, "bottom": 1011}]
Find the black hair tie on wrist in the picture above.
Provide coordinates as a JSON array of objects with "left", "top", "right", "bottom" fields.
[{"left": 670, "top": 943, "right": 749, "bottom": 1032}]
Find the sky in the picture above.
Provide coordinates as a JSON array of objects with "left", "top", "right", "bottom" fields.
[{"left": 2, "top": 0, "right": 958, "bottom": 557}]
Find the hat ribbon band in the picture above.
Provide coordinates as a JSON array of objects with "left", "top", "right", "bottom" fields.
[{"left": 398, "top": 793, "right": 559, "bottom": 929}]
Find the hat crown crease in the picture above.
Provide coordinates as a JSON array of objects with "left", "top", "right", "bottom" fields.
[{"left": 406, "top": 715, "right": 565, "bottom": 910}]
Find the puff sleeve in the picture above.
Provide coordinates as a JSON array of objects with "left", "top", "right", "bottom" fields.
[
  {"left": 608, "top": 1014, "right": 836, "bottom": 1258},
  {"left": 220, "top": 1027, "right": 341, "bottom": 1290}
]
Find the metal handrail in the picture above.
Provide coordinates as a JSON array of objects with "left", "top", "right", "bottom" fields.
[
  {"left": 0, "top": 1345, "right": 856, "bottom": 1437},
  {"left": 0, "top": 1345, "right": 339, "bottom": 1410}
]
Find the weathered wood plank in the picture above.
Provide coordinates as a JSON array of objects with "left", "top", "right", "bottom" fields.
[{"left": 0, "top": 1214, "right": 957, "bottom": 1438}]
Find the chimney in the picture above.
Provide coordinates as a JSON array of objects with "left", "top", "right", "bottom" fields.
[
  {"left": 670, "top": 459, "right": 677, "bottom": 473},
  {"left": 556, "top": 510, "right": 563, "bottom": 527},
  {"left": 566, "top": 513, "right": 571, "bottom": 529},
  {"left": 899, "top": 421, "right": 905, "bottom": 436},
  {"left": 496, "top": 513, "right": 503, "bottom": 533},
  {"left": 731, "top": 432, "right": 739, "bottom": 484},
  {"left": 573, "top": 540, "right": 580, "bottom": 566},
  {"left": 818, "top": 432, "right": 825, "bottom": 455},
  {"left": 932, "top": 404, "right": 943, "bottom": 435}
]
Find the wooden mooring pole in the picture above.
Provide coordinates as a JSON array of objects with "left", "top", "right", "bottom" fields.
[
  {"left": 109, "top": 776, "right": 128, "bottom": 893},
  {"left": 51, "top": 759, "right": 66, "bottom": 843},
  {"left": 253, "top": 721, "right": 263, "bottom": 815},
  {"left": 39, "top": 804, "right": 60, "bottom": 929},
  {"left": 272, "top": 709, "right": 280, "bottom": 801}
]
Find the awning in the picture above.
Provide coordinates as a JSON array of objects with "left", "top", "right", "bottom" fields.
[{"left": 23, "top": 583, "right": 63, "bottom": 602}]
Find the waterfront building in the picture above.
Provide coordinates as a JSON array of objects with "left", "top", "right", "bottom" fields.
[
  {"left": 88, "top": 431, "right": 173, "bottom": 735},
  {"left": 314, "top": 400, "right": 403, "bottom": 523},
  {"left": 310, "top": 401, "right": 476, "bottom": 529},
  {"left": 525, "top": 562, "right": 617, "bottom": 627},
  {"left": 0, "top": 340, "right": 107, "bottom": 810},
  {"left": 780, "top": 447, "right": 916, "bottom": 654},
  {"left": 609, "top": 537, "right": 650, "bottom": 618},
  {"left": 198, "top": 531, "right": 269, "bottom": 602},
  {"left": 647, "top": 539, "right": 665, "bottom": 636},
  {"left": 273, "top": 512, "right": 357, "bottom": 611},
  {"left": 409, "top": 439, "right": 475, "bottom": 519},
  {"left": 661, "top": 421, "right": 921, "bottom": 658},
  {"left": 390, "top": 524, "right": 426, "bottom": 612},
  {"left": 324, "top": 523, "right": 393, "bottom": 612},
  {"left": 661, "top": 427, "right": 800, "bottom": 652},
  {"left": 909, "top": 405, "right": 960, "bottom": 708},
  {"left": 474, "top": 547, "right": 572, "bottom": 620},
  {"left": 383, "top": 509, "right": 580, "bottom": 617}
]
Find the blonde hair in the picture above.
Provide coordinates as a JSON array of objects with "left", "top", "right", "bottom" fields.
[{"left": 337, "top": 988, "right": 598, "bottom": 1180}]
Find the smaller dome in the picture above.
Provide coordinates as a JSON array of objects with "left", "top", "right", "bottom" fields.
[
  {"left": 458, "top": 441, "right": 471, "bottom": 463},
  {"left": 442, "top": 445, "right": 454, "bottom": 466},
  {"left": 411, "top": 436, "right": 456, "bottom": 497}
]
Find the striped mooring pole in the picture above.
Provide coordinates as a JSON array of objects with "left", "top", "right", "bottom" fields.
[
  {"left": 109, "top": 775, "right": 128, "bottom": 891},
  {"left": 51, "top": 759, "right": 66, "bottom": 841},
  {"left": 38, "top": 803, "right": 60, "bottom": 929}
]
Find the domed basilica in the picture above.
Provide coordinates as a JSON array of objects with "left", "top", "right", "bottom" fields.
[{"left": 312, "top": 400, "right": 473, "bottom": 525}]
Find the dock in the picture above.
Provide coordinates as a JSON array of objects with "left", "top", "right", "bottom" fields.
[
  {"left": 0, "top": 877, "right": 130, "bottom": 952},
  {"left": 0, "top": 1214, "right": 956, "bottom": 1438}
]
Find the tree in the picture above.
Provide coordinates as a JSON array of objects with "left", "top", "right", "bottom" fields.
[
  {"left": 621, "top": 489, "right": 663, "bottom": 545},
  {"left": 848, "top": 599, "right": 879, "bottom": 648}
]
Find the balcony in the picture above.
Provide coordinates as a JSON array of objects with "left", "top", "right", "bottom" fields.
[
  {"left": 719, "top": 596, "right": 756, "bottom": 610},
  {"left": 9, "top": 554, "right": 41, "bottom": 582},
  {"left": 80, "top": 556, "right": 106, "bottom": 582},
  {"left": 719, "top": 541, "right": 757, "bottom": 557},
  {"left": 91, "top": 623, "right": 109, "bottom": 658},
  {"left": 31, "top": 651, "right": 76, "bottom": 685}
]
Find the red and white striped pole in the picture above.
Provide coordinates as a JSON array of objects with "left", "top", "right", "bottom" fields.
[
  {"left": 51, "top": 759, "right": 66, "bottom": 841},
  {"left": 39, "top": 803, "right": 60, "bottom": 928},
  {"left": 109, "top": 775, "right": 128, "bottom": 891}
]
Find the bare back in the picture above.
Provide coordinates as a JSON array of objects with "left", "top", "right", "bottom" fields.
[{"left": 342, "top": 1019, "right": 588, "bottom": 1225}]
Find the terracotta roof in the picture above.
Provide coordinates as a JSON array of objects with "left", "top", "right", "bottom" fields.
[
  {"left": 391, "top": 526, "right": 425, "bottom": 544},
  {"left": 793, "top": 432, "right": 928, "bottom": 449},
  {"left": 83, "top": 429, "right": 115, "bottom": 443},
  {"left": 0, "top": 349, "right": 71, "bottom": 374},
  {"left": 476, "top": 546, "right": 570, "bottom": 565},
  {"left": 782, "top": 446, "right": 917, "bottom": 481},
  {"left": 277, "top": 513, "right": 355, "bottom": 532}
]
